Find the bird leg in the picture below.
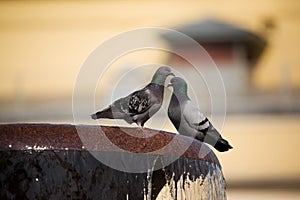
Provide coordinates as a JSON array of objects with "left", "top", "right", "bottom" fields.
[{"left": 138, "top": 124, "right": 144, "bottom": 131}]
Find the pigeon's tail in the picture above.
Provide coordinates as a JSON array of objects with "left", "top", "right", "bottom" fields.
[
  {"left": 91, "top": 107, "right": 114, "bottom": 120},
  {"left": 204, "top": 126, "right": 233, "bottom": 152},
  {"left": 214, "top": 138, "right": 233, "bottom": 152}
]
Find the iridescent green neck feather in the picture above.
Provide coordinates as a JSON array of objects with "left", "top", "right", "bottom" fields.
[
  {"left": 151, "top": 73, "right": 165, "bottom": 85},
  {"left": 177, "top": 83, "right": 188, "bottom": 97}
]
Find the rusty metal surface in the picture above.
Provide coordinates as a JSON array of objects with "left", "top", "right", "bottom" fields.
[
  {"left": 0, "top": 124, "right": 225, "bottom": 200},
  {"left": 0, "top": 124, "right": 220, "bottom": 166}
]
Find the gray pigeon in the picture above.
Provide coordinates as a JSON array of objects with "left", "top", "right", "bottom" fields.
[
  {"left": 91, "top": 66, "right": 174, "bottom": 128},
  {"left": 167, "top": 77, "right": 233, "bottom": 152}
]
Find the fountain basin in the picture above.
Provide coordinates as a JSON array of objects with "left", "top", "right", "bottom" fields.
[{"left": 0, "top": 124, "right": 226, "bottom": 199}]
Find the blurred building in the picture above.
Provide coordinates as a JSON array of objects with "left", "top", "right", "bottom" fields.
[{"left": 161, "top": 19, "right": 299, "bottom": 113}]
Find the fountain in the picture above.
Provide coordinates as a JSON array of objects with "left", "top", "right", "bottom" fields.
[{"left": 0, "top": 124, "right": 227, "bottom": 199}]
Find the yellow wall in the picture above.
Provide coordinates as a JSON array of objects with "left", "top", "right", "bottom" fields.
[{"left": 0, "top": 0, "right": 300, "bottom": 100}]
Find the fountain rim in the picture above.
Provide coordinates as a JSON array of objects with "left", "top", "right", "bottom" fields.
[{"left": 0, "top": 123, "right": 221, "bottom": 167}]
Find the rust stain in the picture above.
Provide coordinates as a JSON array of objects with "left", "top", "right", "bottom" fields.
[{"left": 0, "top": 124, "right": 220, "bottom": 166}]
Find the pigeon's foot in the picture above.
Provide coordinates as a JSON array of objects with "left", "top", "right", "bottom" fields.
[{"left": 139, "top": 125, "right": 145, "bottom": 131}]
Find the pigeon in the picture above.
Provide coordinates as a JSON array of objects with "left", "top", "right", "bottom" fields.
[
  {"left": 167, "top": 77, "right": 233, "bottom": 152},
  {"left": 91, "top": 66, "right": 174, "bottom": 128}
]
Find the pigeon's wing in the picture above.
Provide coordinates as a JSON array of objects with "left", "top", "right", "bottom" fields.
[
  {"left": 113, "top": 84, "right": 159, "bottom": 116},
  {"left": 181, "top": 101, "right": 232, "bottom": 151},
  {"left": 182, "top": 101, "right": 210, "bottom": 133},
  {"left": 126, "top": 86, "right": 155, "bottom": 115}
]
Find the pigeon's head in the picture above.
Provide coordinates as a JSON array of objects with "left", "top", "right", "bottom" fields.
[
  {"left": 151, "top": 66, "right": 174, "bottom": 85},
  {"left": 168, "top": 77, "right": 188, "bottom": 97},
  {"left": 157, "top": 66, "right": 174, "bottom": 76},
  {"left": 168, "top": 77, "right": 187, "bottom": 89}
]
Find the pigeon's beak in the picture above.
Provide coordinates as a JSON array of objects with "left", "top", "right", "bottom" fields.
[
  {"left": 168, "top": 72, "right": 175, "bottom": 77},
  {"left": 167, "top": 83, "right": 173, "bottom": 88}
]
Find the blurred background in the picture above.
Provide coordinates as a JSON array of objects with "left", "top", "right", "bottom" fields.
[{"left": 1, "top": 0, "right": 300, "bottom": 199}]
